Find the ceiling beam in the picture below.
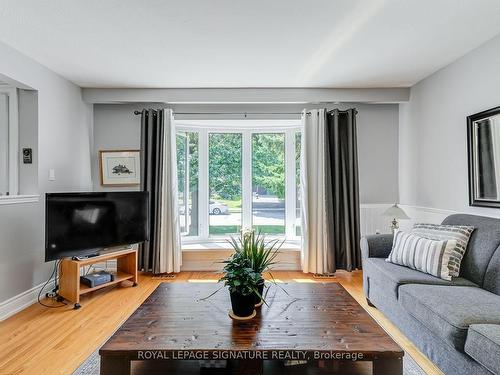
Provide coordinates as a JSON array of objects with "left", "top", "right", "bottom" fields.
[{"left": 82, "top": 87, "right": 410, "bottom": 104}]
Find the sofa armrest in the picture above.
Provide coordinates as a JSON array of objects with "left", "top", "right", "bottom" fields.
[{"left": 360, "top": 234, "right": 394, "bottom": 259}]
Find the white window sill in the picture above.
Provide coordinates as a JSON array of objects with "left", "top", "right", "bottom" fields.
[
  {"left": 0, "top": 194, "right": 39, "bottom": 205},
  {"left": 182, "top": 240, "right": 301, "bottom": 252}
]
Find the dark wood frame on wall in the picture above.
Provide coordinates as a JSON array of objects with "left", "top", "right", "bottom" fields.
[{"left": 467, "top": 105, "right": 500, "bottom": 208}]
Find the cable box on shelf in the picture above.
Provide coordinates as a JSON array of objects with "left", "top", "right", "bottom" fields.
[{"left": 80, "top": 271, "right": 115, "bottom": 288}]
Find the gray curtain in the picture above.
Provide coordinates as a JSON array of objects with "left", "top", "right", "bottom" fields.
[
  {"left": 138, "top": 109, "right": 165, "bottom": 272},
  {"left": 324, "top": 109, "right": 361, "bottom": 272}
]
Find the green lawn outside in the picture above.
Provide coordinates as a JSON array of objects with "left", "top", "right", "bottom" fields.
[
  {"left": 209, "top": 225, "right": 285, "bottom": 236},
  {"left": 217, "top": 199, "right": 242, "bottom": 213}
]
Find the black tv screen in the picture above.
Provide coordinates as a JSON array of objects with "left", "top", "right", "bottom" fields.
[{"left": 45, "top": 192, "right": 149, "bottom": 261}]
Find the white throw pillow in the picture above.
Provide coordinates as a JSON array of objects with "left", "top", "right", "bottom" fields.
[{"left": 386, "top": 231, "right": 458, "bottom": 281}]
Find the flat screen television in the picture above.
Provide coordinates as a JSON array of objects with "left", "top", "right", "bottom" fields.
[{"left": 45, "top": 192, "right": 149, "bottom": 261}]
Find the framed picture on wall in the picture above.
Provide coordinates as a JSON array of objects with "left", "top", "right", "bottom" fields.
[{"left": 99, "top": 150, "right": 140, "bottom": 186}]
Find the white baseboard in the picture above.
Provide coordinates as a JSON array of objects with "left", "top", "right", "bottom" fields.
[
  {"left": 0, "top": 260, "right": 117, "bottom": 321},
  {"left": 0, "top": 278, "right": 56, "bottom": 321}
]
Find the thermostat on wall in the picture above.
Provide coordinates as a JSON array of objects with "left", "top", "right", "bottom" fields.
[{"left": 22, "top": 148, "right": 32, "bottom": 164}]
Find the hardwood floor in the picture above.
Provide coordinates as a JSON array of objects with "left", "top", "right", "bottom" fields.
[{"left": 0, "top": 271, "right": 443, "bottom": 375}]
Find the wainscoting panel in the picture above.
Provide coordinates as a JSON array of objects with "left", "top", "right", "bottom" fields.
[
  {"left": 359, "top": 204, "right": 393, "bottom": 235},
  {"left": 360, "top": 204, "right": 460, "bottom": 234},
  {"left": 398, "top": 205, "right": 458, "bottom": 231}
]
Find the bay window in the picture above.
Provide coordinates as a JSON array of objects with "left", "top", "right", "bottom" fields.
[
  {"left": 252, "top": 133, "right": 285, "bottom": 235},
  {"left": 176, "top": 131, "right": 199, "bottom": 237},
  {"left": 176, "top": 120, "right": 301, "bottom": 244},
  {"left": 209, "top": 133, "right": 242, "bottom": 235}
]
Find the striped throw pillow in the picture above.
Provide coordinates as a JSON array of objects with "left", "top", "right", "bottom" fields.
[
  {"left": 386, "top": 231, "right": 457, "bottom": 280},
  {"left": 411, "top": 223, "right": 474, "bottom": 277}
]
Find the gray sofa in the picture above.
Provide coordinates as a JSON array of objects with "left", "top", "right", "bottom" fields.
[{"left": 361, "top": 214, "right": 500, "bottom": 375}]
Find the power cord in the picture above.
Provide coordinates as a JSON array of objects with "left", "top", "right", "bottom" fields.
[
  {"left": 85, "top": 264, "right": 95, "bottom": 275},
  {"left": 37, "top": 259, "right": 67, "bottom": 308}
]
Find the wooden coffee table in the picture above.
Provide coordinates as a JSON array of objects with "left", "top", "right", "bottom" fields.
[{"left": 100, "top": 282, "right": 403, "bottom": 375}]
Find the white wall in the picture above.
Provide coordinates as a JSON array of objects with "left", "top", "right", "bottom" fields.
[
  {"left": 18, "top": 89, "right": 38, "bottom": 195},
  {"left": 0, "top": 41, "right": 92, "bottom": 303},
  {"left": 399, "top": 33, "right": 500, "bottom": 218},
  {"left": 355, "top": 104, "right": 399, "bottom": 204},
  {"left": 92, "top": 104, "right": 142, "bottom": 191}
]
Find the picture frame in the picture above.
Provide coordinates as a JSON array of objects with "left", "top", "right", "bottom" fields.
[
  {"left": 467, "top": 105, "right": 500, "bottom": 208},
  {"left": 99, "top": 150, "right": 141, "bottom": 186}
]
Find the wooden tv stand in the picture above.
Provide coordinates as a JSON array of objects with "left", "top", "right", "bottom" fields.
[{"left": 58, "top": 248, "right": 138, "bottom": 309}]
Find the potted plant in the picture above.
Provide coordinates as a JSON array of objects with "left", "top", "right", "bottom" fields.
[
  {"left": 219, "top": 251, "right": 262, "bottom": 319},
  {"left": 228, "top": 229, "right": 282, "bottom": 307},
  {"left": 201, "top": 230, "right": 284, "bottom": 318}
]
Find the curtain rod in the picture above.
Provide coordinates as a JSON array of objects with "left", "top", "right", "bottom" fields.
[
  {"left": 175, "top": 112, "right": 305, "bottom": 116},
  {"left": 133, "top": 110, "right": 306, "bottom": 116},
  {"left": 132, "top": 109, "right": 355, "bottom": 116}
]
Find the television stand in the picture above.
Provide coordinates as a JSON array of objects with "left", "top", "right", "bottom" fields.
[{"left": 58, "top": 248, "right": 138, "bottom": 309}]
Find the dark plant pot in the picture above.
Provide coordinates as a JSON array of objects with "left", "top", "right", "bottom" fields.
[
  {"left": 230, "top": 291, "right": 256, "bottom": 318},
  {"left": 254, "top": 278, "right": 265, "bottom": 307}
]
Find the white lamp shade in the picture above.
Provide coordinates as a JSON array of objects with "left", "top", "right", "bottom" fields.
[{"left": 383, "top": 204, "right": 410, "bottom": 220}]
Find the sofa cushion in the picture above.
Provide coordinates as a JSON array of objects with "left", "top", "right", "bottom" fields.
[
  {"left": 399, "top": 284, "right": 500, "bottom": 351},
  {"left": 465, "top": 324, "right": 500, "bottom": 375},
  {"left": 360, "top": 234, "right": 394, "bottom": 259},
  {"left": 364, "top": 258, "right": 477, "bottom": 299},
  {"left": 442, "top": 214, "right": 500, "bottom": 286},
  {"left": 483, "top": 245, "right": 500, "bottom": 296}
]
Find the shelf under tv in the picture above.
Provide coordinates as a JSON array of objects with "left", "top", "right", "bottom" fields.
[
  {"left": 58, "top": 248, "right": 138, "bottom": 309},
  {"left": 79, "top": 271, "right": 135, "bottom": 295}
]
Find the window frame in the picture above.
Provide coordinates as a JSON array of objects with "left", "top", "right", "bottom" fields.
[
  {"left": 176, "top": 131, "right": 191, "bottom": 236},
  {"left": 0, "top": 87, "right": 19, "bottom": 197},
  {"left": 175, "top": 121, "right": 302, "bottom": 245}
]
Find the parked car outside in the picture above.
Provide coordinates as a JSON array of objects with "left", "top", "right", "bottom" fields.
[
  {"left": 179, "top": 201, "right": 229, "bottom": 215},
  {"left": 209, "top": 200, "right": 229, "bottom": 215}
]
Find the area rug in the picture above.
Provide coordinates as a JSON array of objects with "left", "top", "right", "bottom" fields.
[{"left": 73, "top": 348, "right": 425, "bottom": 375}]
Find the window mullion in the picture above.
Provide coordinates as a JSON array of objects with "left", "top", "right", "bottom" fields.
[
  {"left": 199, "top": 129, "right": 209, "bottom": 240},
  {"left": 285, "top": 129, "right": 296, "bottom": 239},
  {"left": 184, "top": 134, "right": 190, "bottom": 235},
  {"left": 242, "top": 130, "right": 252, "bottom": 231}
]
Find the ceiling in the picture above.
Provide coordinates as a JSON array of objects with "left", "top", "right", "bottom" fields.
[{"left": 0, "top": 0, "right": 500, "bottom": 88}]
